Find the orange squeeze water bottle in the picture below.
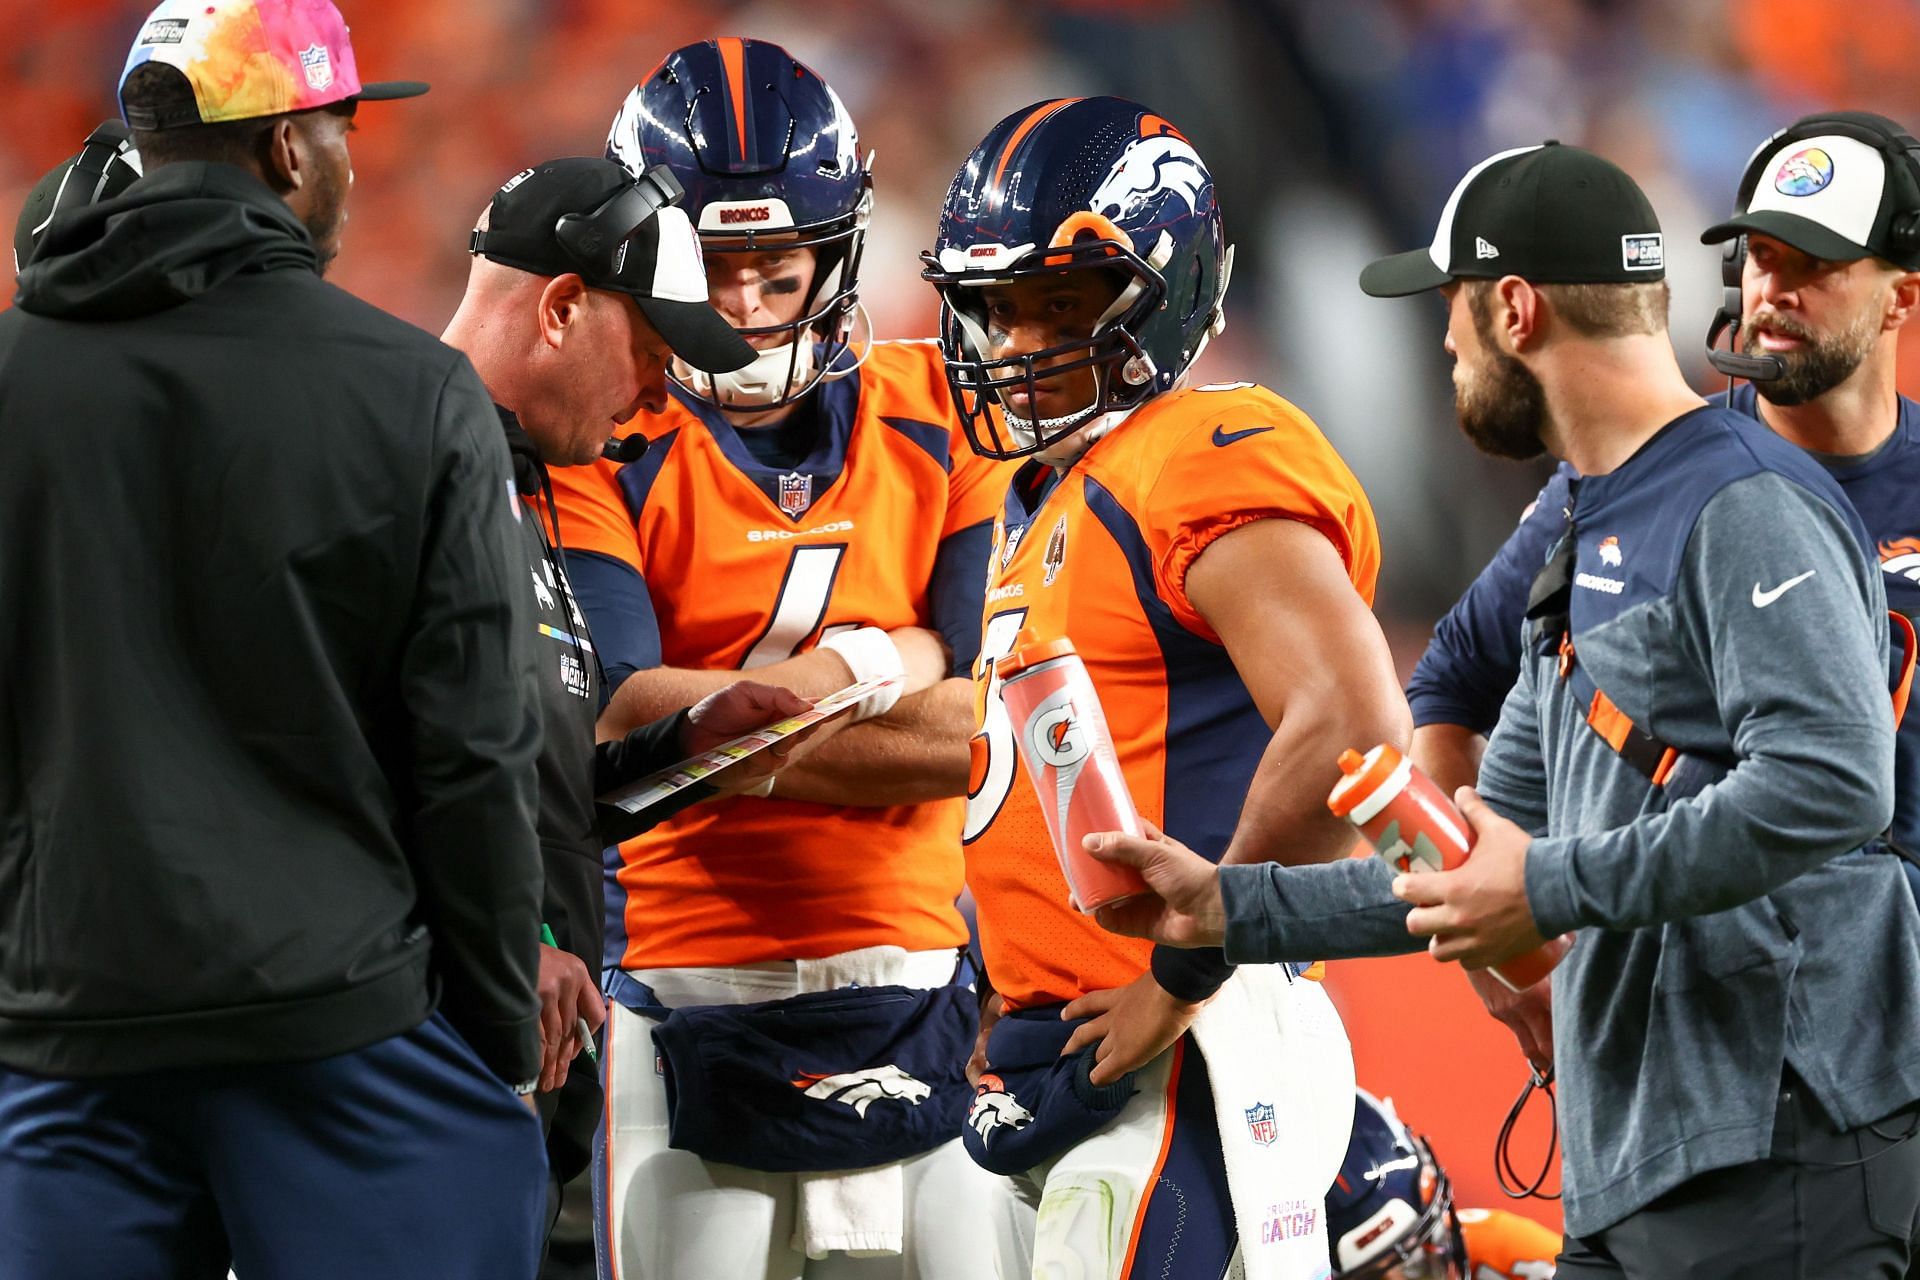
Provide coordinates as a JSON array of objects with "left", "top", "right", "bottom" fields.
[
  {"left": 997, "top": 635, "right": 1150, "bottom": 914},
  {"left": 1327, "top": 743, "right": 1571, "bottom": 992}
]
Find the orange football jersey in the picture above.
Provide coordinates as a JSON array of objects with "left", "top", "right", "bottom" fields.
[
  {"left": 966, "top": 383, "right": 1380, "bottom": 1008},
  {"left": 550, "top": 341, "right": 1009, "bottom": 968},
  {"left": 1458, "top": 1207, "right": 1560, "bottom": 1279}
]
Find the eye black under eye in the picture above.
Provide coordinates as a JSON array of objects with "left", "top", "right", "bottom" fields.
[{"left": 760, "top": 276, "right": 802, "bottom": 296}]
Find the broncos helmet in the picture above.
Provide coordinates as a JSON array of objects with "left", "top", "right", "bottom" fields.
[
  {"left": 606, "top": 37, "right": 872, "bottom": 410},
  {"left": 922, "top": 96, "right": 1234, "bottom": 460},
  {"left": 1326, "top": 1091, "right": 1466, "bottom": 1280}
]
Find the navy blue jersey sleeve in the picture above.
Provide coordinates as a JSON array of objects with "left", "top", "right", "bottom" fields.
[
  {"left": 564, "top": 549, "right": 661, "bottom": 694},
  {"left": 1405, "top": 465, "right": 1575, "bottom": 734},
  {"left": 931, "top": 518, "right": 992, "bottom": 678}
]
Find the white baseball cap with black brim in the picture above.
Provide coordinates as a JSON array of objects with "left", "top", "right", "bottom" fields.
[
  {"left": 1700, "top": 111, "right": 1920, "bottom": 269},
  {"left": 471, "top": 157, "right": 755, "bottom": 376},
  {"left": 1360, "top": 141, "right": 1667, "bottom": 297}
]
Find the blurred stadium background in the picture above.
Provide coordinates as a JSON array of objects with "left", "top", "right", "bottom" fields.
[{"left": 17, "top": 0, "right": 1920, "bottom": 1235}]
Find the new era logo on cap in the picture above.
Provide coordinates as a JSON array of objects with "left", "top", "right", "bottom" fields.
[{"left": 1475, "top": 236, "right": 1499, "bottom": 260}]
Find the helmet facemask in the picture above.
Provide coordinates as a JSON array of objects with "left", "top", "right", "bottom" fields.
[
  {"left": 674, "top": 185, "right": 873, "bottom": 411},
  {"left": 926, "top": 230, "right": 1169, "bottom": 460}
]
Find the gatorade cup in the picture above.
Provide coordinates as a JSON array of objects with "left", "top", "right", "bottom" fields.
[
  {"left": 998, "top": 635, "right": 1149, "bottom": 914},
  {"left": 1327, "top": 743, "right": 1572, "bottom": 992}
]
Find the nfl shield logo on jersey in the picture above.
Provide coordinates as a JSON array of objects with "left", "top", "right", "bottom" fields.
[
  {"left": 778, "top": 471, "right": 814, "bottom": 518},
  {"left": 1245, "top": 1101, "right": 1277, "bottom": 1146}
]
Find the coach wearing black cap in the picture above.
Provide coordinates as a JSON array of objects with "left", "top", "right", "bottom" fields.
[
  {"left": 1383, "top": 111, "right": 1920, "bottom": 1095},
  {"left": 441, "top": 157, "right": 837, "bottom": 1191},
  {"left": 1083, "top": 143, "right": 1920, "bottom": 1276}
]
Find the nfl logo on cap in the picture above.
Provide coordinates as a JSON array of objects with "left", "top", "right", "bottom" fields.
[
  {"left": 1245, "top": 1101, "right": 1277, "bottom": 1147},
  {"left": 298, "top": 43, "right": 334, "bottom": 91},
  {"left": 778, "top": 471, "right": 813, "bottom": 518}
]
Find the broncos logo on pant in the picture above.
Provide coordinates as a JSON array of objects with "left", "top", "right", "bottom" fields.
[
  {"left": 792, "top": 1064, "right": 932, "bottom": 1118},
  {"left": 967, "top": 1074, "right": 1035, "bottom": 1145}
]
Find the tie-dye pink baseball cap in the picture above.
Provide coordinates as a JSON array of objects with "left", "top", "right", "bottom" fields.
[{"left": 119, "top": 0, "right": 426, "bottom": 129}]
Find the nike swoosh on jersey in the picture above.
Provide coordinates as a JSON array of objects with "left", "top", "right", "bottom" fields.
[
  {"left": 1211, "top": 425, "right": 1274, "bottom": 447},
  {"left": 1752, "top": 569, "right": 1816, "bottom": 608}
]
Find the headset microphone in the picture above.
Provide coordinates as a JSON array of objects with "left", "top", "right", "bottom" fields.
[
  {"left": 1704, "top": 236, "right": 1784, "bottom": 384},
  {"left": 601, "top": 435, "right": 649, "bottom": 463},
  {"left": 1705, "top": 304, "right": 1785, "bottom": 382}
]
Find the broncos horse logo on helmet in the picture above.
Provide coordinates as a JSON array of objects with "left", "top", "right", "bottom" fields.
[
  {"left": 1091, "top": 134, "right": 1211, "bottom": 225},
  {"left": 922, "top": 97, "right": 1234, "bottom": 460},
  {"left": 1326, "top": 1091, "right": 1466, "bottom": 1279},
  {"left": 606, "top": 37, "right": 873, "bottom": 410}
]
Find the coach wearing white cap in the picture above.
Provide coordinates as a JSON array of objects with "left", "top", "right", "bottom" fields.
[{"left": 1084, "top": 141, "right": 1920, "bottom": 1278}]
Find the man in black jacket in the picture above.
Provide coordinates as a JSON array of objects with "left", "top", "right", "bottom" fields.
[
  {"left": 0, "top": 3, "right": 550, "bottom": 1276},
  {"left": 443, "top": 158, "right": 830, "bottom": 1189}
]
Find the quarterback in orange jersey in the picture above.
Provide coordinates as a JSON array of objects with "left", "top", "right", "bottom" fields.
[
  {"left": 924, "top": 98, "right": 1410, "bottom": 1278},
  {"left": 549, "top": 40, "right": 1022, "bottom": 1280},
  {"left": 1328, "top": 1091, "right": 1559, "bottom": 1280}
]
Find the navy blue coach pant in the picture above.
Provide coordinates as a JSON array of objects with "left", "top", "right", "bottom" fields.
[{"left": 0, "top": 1011, "right": 547, "bottom": 1279}]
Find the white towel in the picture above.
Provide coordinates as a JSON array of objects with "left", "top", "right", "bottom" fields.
[
  {"left": 1191, "top": 965, "right": 1355, "bottom": 1280},
  {"left": 785, "top": 946, "right": 958, "bottom": 1260},
  {"left": 791, "top": 1162, "right": 906, "bottom": 1260}
]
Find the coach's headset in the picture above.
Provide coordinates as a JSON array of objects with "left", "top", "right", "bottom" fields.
[
  {"left": 14, "top": 120, "right": 139, "bottom": 273},
  {"left": 1706, "top": 114, "right": 1920, "bottom": 383},
  {"left": 470, "top": 163, "right": 684, "bottom": 463}
]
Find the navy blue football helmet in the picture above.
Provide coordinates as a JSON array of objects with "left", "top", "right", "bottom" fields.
[
  {"left": 607, "top": 38, "right": 872, "bottom": 409},
  {"left": 922, "top": 96, "right": 1234, "bottom": 459},
  {"left": 1326, "top": 1091, "right": 1465, "bottom": 1279}
]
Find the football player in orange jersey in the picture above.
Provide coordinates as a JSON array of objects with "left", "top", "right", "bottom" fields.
[
  {"left": 923, "top": 98, "right": 1410, "bottom": 1278},
  {"left": 1328, "top": 1090, "right": 1559, "bottom": 1280},
  {"left": 547, "top": 38, "right": 1022, "bottom": 1280}
]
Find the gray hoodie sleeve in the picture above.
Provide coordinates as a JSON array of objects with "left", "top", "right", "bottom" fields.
[
  {"left": 1220, "top": 856, "right": 1421, "bottom": 964},
  {"left": 1524, "top": 472, "right": 1894, "bottom": 937},
  {"left": 1477, "top": 649, "right": 1552, "bottom": 835}
]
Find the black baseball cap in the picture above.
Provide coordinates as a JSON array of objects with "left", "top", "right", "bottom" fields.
[
  {"left": 14, "top": 121, "right": 143, "bottom": 273},
  {"left": 1700, "top": 112, "right": 1920, "bottom": 269},
  {"left": 471, "top": 157, "right": 754, "bottom": 375},
  {"left": 1361, "top": 142, "right": 1666, "bottom": 297}
]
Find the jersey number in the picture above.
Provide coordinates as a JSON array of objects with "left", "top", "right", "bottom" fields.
[
  {"left": 740, "top": 544, "right": 850, "bottom": 669},
  {"left": 964, "top": 608, "right": 1029, "bottom": 843}
]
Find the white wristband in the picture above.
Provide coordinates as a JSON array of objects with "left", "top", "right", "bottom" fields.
[{"left": 820, "top": 627, "right": 905, "bottom": 721}]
